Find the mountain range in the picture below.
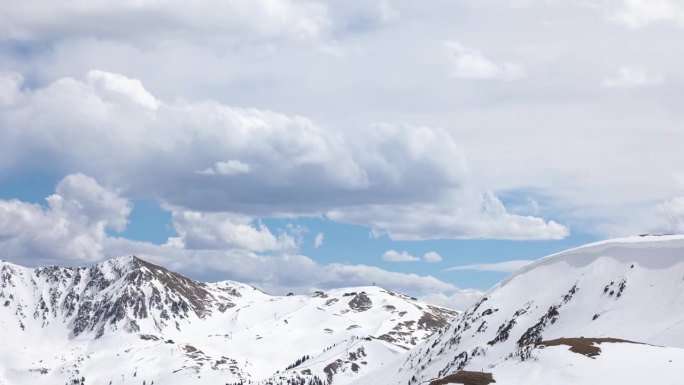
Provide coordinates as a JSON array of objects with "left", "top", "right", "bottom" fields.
[
  {"left": 2, "top": 235, "right": 684, "bottom": 384},
  {"left": 0, "top": 255, "right": 456, "bottom": 385}
]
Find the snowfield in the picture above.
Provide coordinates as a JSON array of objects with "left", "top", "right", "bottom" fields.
[
  {"left": 354, "top": 235, "right": 684, "bottom": 385},
  {"left": 0, "top": 256, "right": 456, "bottom": 385},
  {"left": 3, "top": 235, "right": 684, "bottom": 385}
]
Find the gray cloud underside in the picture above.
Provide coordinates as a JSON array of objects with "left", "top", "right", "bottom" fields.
[{"left": 0, "top": 71, "right": 567, "bottom": 240}]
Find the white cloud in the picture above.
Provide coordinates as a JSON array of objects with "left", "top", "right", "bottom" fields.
[
  {"left": 314, "top": 232, "right": 324, "bottom": 248},
  {"left": 382, "top": 250, "right": 420, "bottom": 262},
  {"left": 87, "top": 70, "right": 159, "bottom": 109},
  {"left": 444, "top": 260, "right": 534, "bottom": 273},
  {"left": 612, "top": 0, "right": 684, "bottom": 28},
  {"left": 106, "top": 240, "right": 462, "bottom": 296},
  {"left": 382, "top": 250, "right": 443, "bottom": 263},
  {"left": 419, "top": 289, "right": 484, "bottom": 311},
  {"left": 0, "top": 175, "right": 466, "bottom": 299},
  {"left": 568, "top": 196, "right": 684, "bottom": 238},
  {"left": 604, "top": 197, "right": 684, "bottom": 236},
  {"left": 330, "top": 191, "right": 569, "bottom": 241},
  {"left": 423, "top": 251, "right": 443, "bottom": 263},
  {"left": 198, "top": 160, "right": 251, "bottom": 176},
  {"left": 168, "top": 211, "right": 297, "bottom": 252},
  {"left": 445, "top": 41, "right": 526, "bottom": 80},
  {"left": 655, "top": 197, "right": 684, "bottom": 233},
  {"left": 0, "top": 174, "right": 130, "bottom": 264},
  {"left": 602, "top": 67, "right": 664, "bottom": 87},
  {"left": 0, "top": 72, "right": 566, "bottom": 240},
  {"left": 0, "top": 72, "right": 23, "bottom": 106},
  {"left": 318, "top": 263, "right": 457, "bottom": 294},
  {"left": 1, "top": 1, "right": 683, "bottom": 250},
  {"left": 104, "top": 238, "right": 462, "bottom": 296},
  {"left": 0, "top": 71, "right": 367, "bottom": 211}
]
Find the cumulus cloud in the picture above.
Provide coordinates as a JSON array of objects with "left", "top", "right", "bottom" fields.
[
  {"left": 0, "top": 1, "right": 682, "bottom": 245},
  {"left": 445, "top": 41, "right": 525, "bottom": 80},
  {"left": 602, "top": 67, "right": 664, "bottom": 87},
  {"left": 0, "top": 174, "right": 466, "bottom": 298},
  {"left": 330, "top": 191, "right": 569, "bottom": 240},
  {"left": 168, "top": 211, "right": 297, "bottom": 252},
  {"left": 0, "top": 71, "right": 367, "bottom": 212},
  {"left": 0, "top": 71, "right": 565, "bottom": 240},
  {"left": 87, "top": 70, "right": 159, "bottom": 109},
  {"left": 382, "top": 250, "right": 443, "bottom": 263},
  {"left": 382, "top": 250, "right": 420, "bottom": 262},
  {"left": 423, "top": 251, "right": 443, "bottom": 263},
  {"left": 0, "top": 174, "right": 130, "bottom": 264},
  {"left": 444, "top": 260, "right": 534, "bottom": 273}
]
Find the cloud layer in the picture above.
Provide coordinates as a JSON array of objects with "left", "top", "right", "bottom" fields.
[
  {"left": 0, "top": 174, "right": 475, "bottom": 302},
  {"left": 1, "top": 0, "right": 684, "bottom": 307},
  {"left": 0, "top": 71, "right": 565, "bottom": 240}
]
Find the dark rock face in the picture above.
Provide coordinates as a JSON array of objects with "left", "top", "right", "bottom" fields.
[
  {"left": 348, "top": 292, "right": 372, "bottom": 312},
  {"left": 69, "top": 257, "right": 219, "bottom": 337},
  {"left": 322, "top": 347, "right": 369, "bottom": 383},
  {"left": 377, "top": 305, "right": 458, "bottom": 348}
]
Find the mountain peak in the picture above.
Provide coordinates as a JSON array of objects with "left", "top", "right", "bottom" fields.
[
  {"left": 0, "top": 256, "right": 458, "bottom": 385},
  {"left": 360, "top": 235, "right": 684, "bottom": 385}
]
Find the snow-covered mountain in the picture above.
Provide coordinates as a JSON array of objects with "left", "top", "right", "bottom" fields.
[
  {"left": 356, "top": 235, "right": 684, "bottom": 385},
  {"left": 0, "top": 256, "right": 457, "bottom": 385}
]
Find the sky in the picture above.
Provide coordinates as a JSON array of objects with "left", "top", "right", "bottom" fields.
[{"left": 1, "top": 0, "right": 683, "bottom": 310}]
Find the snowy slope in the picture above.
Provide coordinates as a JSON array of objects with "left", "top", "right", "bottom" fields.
[
  {"left": 356, "top": 235, "right": 684, "bottom": 385},
  {"left": 0, "top": 256, "right": 457, "bottom": 385}
]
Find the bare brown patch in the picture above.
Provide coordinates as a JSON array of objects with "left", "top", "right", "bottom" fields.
[
  {"left": 539, "top": 337, "right": 640, "bottom": 358},
  {"left": 429, "top": 371, "right": 496, "bottom": 385}
]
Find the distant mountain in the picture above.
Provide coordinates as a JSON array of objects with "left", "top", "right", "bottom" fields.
[
  {"left": 0, "top": 256, "right": 457, "bottom": 385},
  {"left": 355, "top": 235, "right": 684, "bottom": 385}
]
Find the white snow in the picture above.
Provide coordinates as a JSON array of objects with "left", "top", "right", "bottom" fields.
[
  {"left": 356, "top": 235, "right": 684, "bottom": 385},
  {"left": 0, "top": 258, "right": 456, "bottom": 385}
]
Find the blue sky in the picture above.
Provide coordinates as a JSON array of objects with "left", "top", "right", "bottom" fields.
[{"left": 0, "top": 0, "right": 683, "bottom": 309}]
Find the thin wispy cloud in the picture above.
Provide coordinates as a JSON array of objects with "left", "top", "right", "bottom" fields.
[
  {"left": 444, "top": 260, "right": 534, "bottom": 273},
  {"left": 314, "top": 232, "right": 324, "bottom": 248}
]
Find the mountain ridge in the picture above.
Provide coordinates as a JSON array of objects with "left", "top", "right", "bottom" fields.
[
  {"left": 353, "top": 235, "right": 684, "bottom": 385},
  {"left": 0, "top": 255, "right": 458, "bottom": 384}
]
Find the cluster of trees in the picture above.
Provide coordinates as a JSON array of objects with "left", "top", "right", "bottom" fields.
[{"left": 285, "top": 355, "right": 311, "bottom": 370}]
